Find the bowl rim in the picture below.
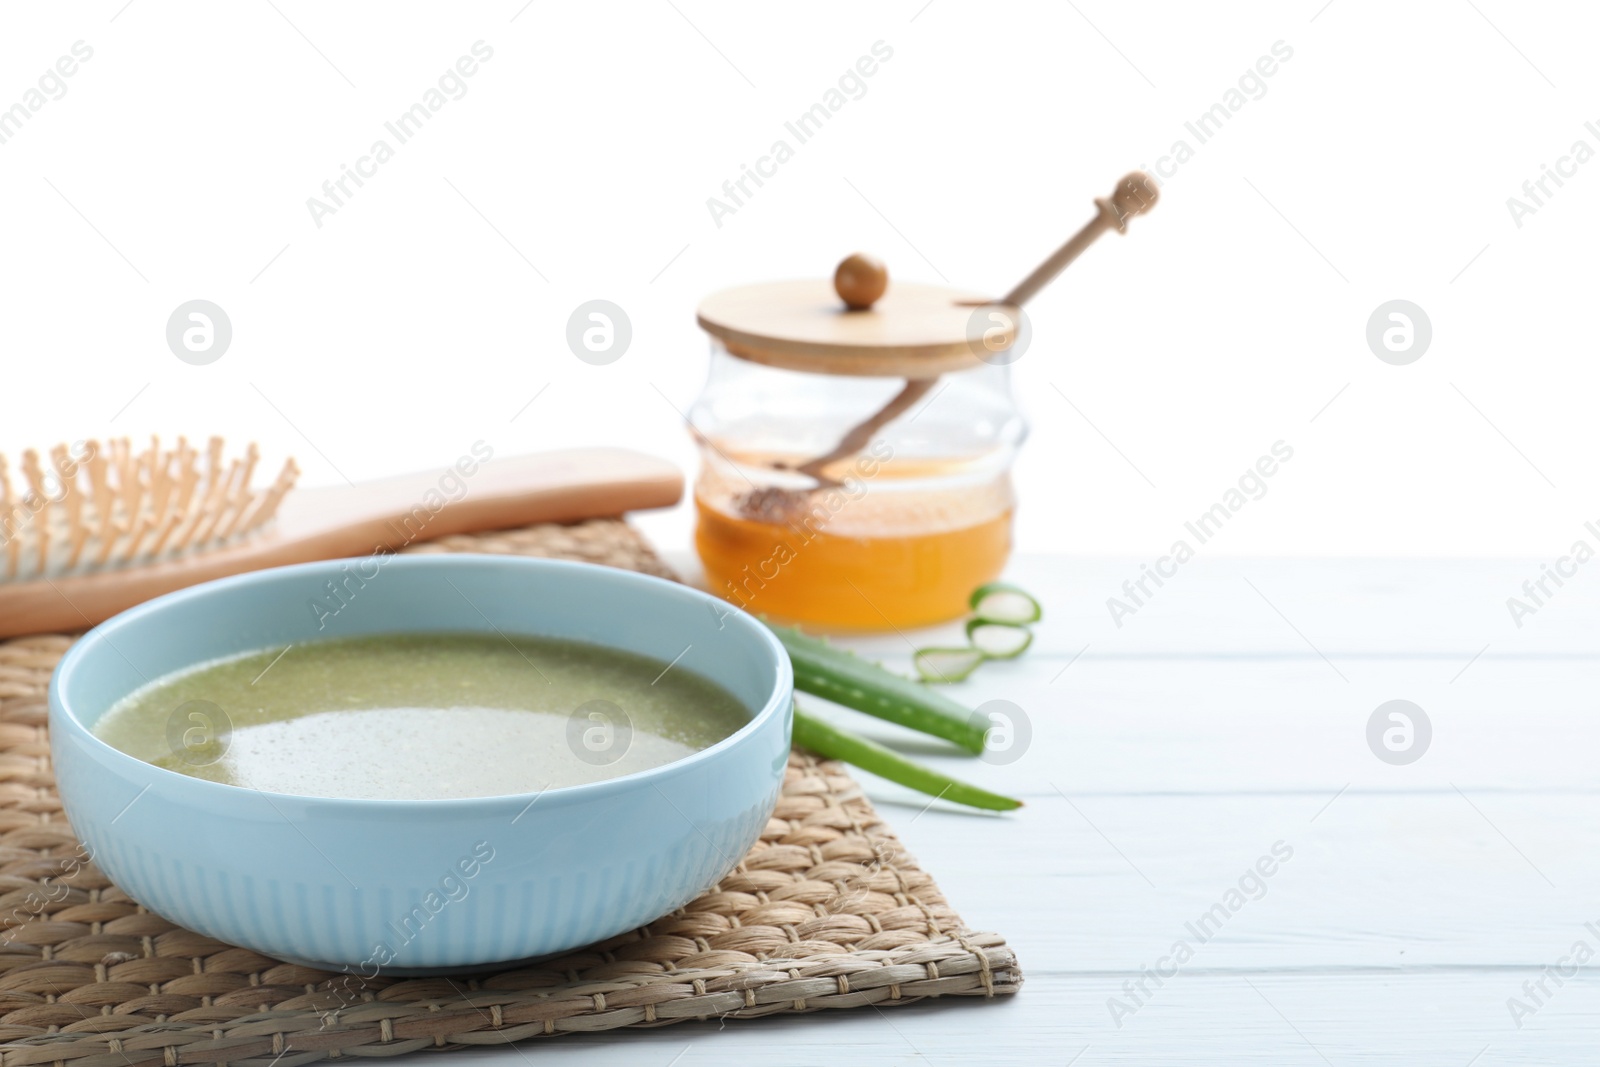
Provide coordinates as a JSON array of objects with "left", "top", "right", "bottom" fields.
[{"left": 49, "top": 554, "right": 794, "bottom": 810}]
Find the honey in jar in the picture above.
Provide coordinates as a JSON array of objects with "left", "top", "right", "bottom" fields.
[{"left": 690, "top": 259, "right": 1028, "bottom": 630}]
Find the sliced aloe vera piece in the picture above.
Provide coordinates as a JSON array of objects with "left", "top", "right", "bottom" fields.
[
  {"left": 969, "top": 582, "right": 1042, "bottom": 625},
  {"left": 965, "top": 619, "right": 1033, "bottom": 659},
  {"left": 913, "top": 646, "right": 986, "bottom": 684}
]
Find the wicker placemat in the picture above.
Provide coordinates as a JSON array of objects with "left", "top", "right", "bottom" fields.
[{"left": 0, "top": 518, "right": 1019, "bottom": 1065}]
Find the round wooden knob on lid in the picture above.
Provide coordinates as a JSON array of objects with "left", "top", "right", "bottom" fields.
[
  {"left": 696, "top": 255, "right": 1009, "bottom": 378},
  {"left": 834, "top": 253, "right": 888, "bottom": 310}
]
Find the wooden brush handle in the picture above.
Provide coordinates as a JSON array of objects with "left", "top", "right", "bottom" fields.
[{"left": 0, "top": 448, "right": 682, "bottom": 639}]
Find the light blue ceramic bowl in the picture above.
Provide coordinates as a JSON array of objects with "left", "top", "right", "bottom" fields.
[{"left": 49, "top": 555, "right": 792, "bottom": 972}]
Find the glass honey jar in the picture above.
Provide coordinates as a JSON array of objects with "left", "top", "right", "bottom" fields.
[{"left": 689, "top": 257, "right": 1028, "bottom": 630}]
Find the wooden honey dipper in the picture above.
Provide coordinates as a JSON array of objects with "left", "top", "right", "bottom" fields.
[{"left": 790, "top": 171, "right": 1159, "bottom": 485}]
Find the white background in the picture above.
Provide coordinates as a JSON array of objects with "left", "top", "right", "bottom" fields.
[
  {"left": 7, "top": 10, "right": 1599, "bottom": 1063},
  {"left": 0, "top": 0, "right": 1593, "bottom": 559}
]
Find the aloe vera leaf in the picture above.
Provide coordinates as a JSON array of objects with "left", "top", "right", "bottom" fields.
[
  {"left": 969, "top": 582, "right": 1042, "bottom": 625},
  {"left": 764, "top": 621, "right": 987, "bottom": 754},
  {"left": 913, "top": 646, "right": 986, "bottom": 683},
  {"left": 964, "top": 619, "right": 1034, "bottom": 660},
  {"left": 792, "top": 707, "right": 1022, "bottom": 811}
]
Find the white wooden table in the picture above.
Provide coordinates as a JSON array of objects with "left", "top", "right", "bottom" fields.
[{"left": 474, "top": 554, "right": 1599, "bottom": 1066}]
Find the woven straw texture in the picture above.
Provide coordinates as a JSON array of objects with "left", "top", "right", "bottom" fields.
[{"left": 0, "top": 518, "right": 1018, "bottom": 1065}]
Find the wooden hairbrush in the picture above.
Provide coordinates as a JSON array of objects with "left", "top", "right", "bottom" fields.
[{"left": 0, "top": 437, "right": 681, "bottom": 638}]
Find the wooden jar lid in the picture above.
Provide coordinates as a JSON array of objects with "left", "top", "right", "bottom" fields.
[{"left": 696, "top": 264, "right": 1012, "bottom": 378}]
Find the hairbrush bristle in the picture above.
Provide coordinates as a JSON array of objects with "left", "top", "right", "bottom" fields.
[{"left": 0, "top": 437, "right": 298, "bottom": 581}]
